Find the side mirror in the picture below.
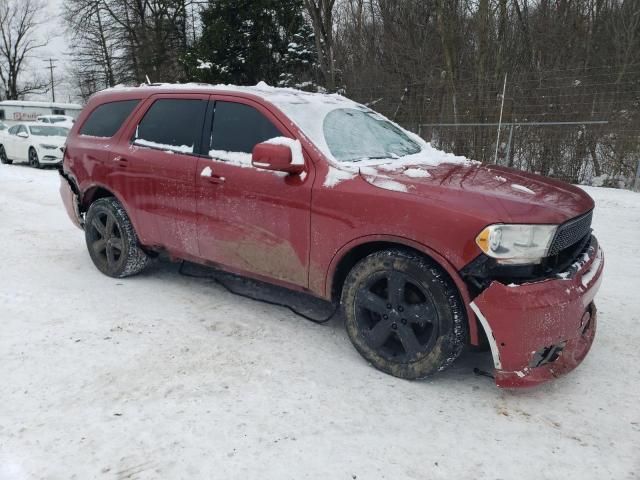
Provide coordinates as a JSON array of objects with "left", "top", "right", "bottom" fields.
[
  {"left": 252, "top": 142, "right": 304, "bottom": 174},
  {"left": 17, "top": 131, "right": 28, "bottom": 138}
]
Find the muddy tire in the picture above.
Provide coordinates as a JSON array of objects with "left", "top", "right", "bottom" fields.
[
  {"left": 0, "top": 145, "right": 12, "bottom": 164},
  {"left": 85, "top": 197, "right": 149, "bottom": 278},
  {"left": 341, "top": 249, "right": 466, "bottom": 380}
]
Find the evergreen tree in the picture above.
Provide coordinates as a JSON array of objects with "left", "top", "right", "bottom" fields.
[{"left": 183, "top": 0, "right": 316, "bottom": 88}]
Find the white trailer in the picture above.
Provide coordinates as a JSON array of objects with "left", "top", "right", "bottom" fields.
[{"left": 0, "top": 101, "right": 83, "bottom": 125}]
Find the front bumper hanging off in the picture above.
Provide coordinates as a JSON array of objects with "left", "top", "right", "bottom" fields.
[
  {"left": 59, "top": 169, "right": 83, "bottom": 229},
  {"left": 471, "top": 236, "right": 604, "bottom": 388}
]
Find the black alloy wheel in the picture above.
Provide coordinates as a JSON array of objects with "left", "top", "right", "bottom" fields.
[
  {"left": 87, "top": 209, "right": 126, "bottom": 273},
  {"left": 342, "top": 249, "right": 467, "bottom": 380},
  {"left": 84, "top": 197, "right": 149, "bottom": 278},
  {"left": 354, "top": 270, "right": 439, "bottom": 362}
]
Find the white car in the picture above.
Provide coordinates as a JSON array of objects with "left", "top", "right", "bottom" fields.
[
  {"left": 36, "top": 115, "right": 75, "bottom": 129},
  {"left": 0, "top": 123, "right": 68, "bottom": 168}
]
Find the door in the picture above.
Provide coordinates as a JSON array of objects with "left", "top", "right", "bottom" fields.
[
  {"left": 3, "top": 125, "right": 18, "bottom": 158},
  {"left": 196, "top": 97, "right": 314, "bottom": 288},
  {"left": 14, "top": 125, "right": 30, "bottom": 162},
  {"left": 108, "top": 94, "right": 209, "bottom": 257}
]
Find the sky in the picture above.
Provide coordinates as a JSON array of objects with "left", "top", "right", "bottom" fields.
[{"left": 27, "top": 0, "right": 74, "bottom": 103}]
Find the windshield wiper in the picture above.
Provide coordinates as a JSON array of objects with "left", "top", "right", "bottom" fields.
[{"left": 349, "top": 155, "right": 395, "bottom": 163}]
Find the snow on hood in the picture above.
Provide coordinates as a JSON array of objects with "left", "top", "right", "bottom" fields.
[{"left": 323, "top": 140, "right": 477, "bottom": 188}]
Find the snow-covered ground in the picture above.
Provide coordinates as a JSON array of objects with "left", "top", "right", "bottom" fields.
[{"left": 1, "top": 163, "right": 638, "bottom": 479}]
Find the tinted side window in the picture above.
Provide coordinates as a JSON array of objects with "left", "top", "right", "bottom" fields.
[
  {"left": 210, "top": 101, "right": 281, "bottom": 154},
  {"left": 134, "top": 99, "right": 207, "bottom": 154},
  {"left": 8, "top": 125, "right": 18, "bottom": 135},
  {"left": 80, "top": 99, "right": 140, "bottom": 138},
  {"left": 18, "top": 125, "right": 27, "bottom": 135}
]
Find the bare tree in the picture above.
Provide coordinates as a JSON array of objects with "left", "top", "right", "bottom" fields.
[
  {"left": 65, "top": 0, "right": 125, "bottom": 94},
  {"left": 0, "top": 0, "right": 48, "bottom": 99},
  {"left": 304, "top": 0, "right": 337, "bottom": 90}
]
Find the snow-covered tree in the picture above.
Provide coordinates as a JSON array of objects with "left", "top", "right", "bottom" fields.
[{"left": 184, "top": 0, "right": 316, "bottom": 87}]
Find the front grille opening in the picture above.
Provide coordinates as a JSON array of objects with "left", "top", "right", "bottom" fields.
[{"left": 548, "top": 210, "right": 593, "bottom": 255}]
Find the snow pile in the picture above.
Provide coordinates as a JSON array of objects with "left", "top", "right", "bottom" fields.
[
  {"left": 324, "top": 165, "right": 357, "bottom": 187},
  {"left": 134, "top": 139, "right": 193, "bottom": 154},
  {"left": 511, "top": 184, "right": 536, "bottom": 195},
  {"left": 368, "top": 177, "right": 408, "bottom": 193},
  {"left": 404, "top": 168, "right": 431, "bottom": 178},
  {"left": 263, "top": 136, "right": 304, "bottom": 165},
  {"left": 209, "top": 149, "right": 252, "bottom": 167}
]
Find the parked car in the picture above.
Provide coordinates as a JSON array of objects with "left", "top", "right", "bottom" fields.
[
  {"left": 0, "top": 121, "right": 8, "bottom": 131},
  {"left": 59, "top": 84, "right": 603, "bottom": 388},
  {"left": 37, "top": 114, "right": 75, "bottom": 129},
  {"left": 0, "top": 123, "right": 68, "bottom": 168}
]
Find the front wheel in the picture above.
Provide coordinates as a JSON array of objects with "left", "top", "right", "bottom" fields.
[
  {"left": 341, "top": 249, "right": 467, "bottom": 380},
  {"left": 0, "top": 145, "right": 12, "bottom": 164},
  {"left": 28, "top": 148, "right": 40, "bottom": 168},
  {"left": 85, "top": 197, "right": 149, "bottom": 278}
]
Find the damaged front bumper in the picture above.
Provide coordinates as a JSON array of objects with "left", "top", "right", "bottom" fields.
[
  {"left": 59, "top": 169, "right": 83, "bottom": 229},
  {"left": 470, "top": 236, "right": 603, "bottom": 388}
]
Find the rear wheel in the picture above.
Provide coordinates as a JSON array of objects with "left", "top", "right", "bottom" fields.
[
  {"left": 0, "top": 145, "right": 11, "bottom": 164},
  {"left": 28, "top": 148, "right": 40, "bottom": 168},
  {"left": 341, "top": 249, "right": 466, "bottom": 379},
  {"left": 85, "top": 197, "right": 149, "bottom": 278}
]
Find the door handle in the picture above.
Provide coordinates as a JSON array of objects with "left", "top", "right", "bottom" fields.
[
  {"left": 207, "top": 175, "right": 226, "bottom": 184},
  {"left": 113, "top": 156, "right": 128, "bottom": 168},
  {"left": 201, "top": 166, "right": 225, "bottom": 184}
]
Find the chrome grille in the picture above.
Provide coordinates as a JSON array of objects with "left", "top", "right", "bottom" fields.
[{"left": 548, "top": 210, "right": 593, "bottom": 255}]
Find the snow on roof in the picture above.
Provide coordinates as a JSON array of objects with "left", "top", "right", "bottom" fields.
[
  {"left": 0, "top": 100, "right": 82, "bottom": 109},
  {"left": 104, "top": 81, "right": 360, "bottom": 162},
  {"left": 104, "top": 81, "right": 354, "bottom": 109},
  {"left": 102, "top": 82, "right": 474, "bottom": 182}
]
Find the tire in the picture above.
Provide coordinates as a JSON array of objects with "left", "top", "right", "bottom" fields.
[
  {"left": 0, "top": 145, "right": 11, "bottom": 164},
  {"left": 28, "top": 148, "right": 41, "bottom": 168},
  {"left": 341, "top": 249, "right": 467, "bottom": 380},
  {"left": 84, "top": 197, "right": 149, "bottom": 278}
]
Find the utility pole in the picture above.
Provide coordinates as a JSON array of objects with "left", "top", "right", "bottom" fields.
[
  {"left": 44, "top": 58, "right": 58, "bottom": 103},
  {"left": 493, "top": 73, "right": 507, "bottom": 164}
]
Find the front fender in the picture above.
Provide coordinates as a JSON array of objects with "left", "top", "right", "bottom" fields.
[{"left": 325, "top": 234, "right": 479, "bottom": 345}]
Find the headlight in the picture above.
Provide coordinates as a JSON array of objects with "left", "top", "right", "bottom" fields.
[
  {"left": 39, "top": 144, "right": 58, "bottom": 150},
  {"left": 475, "top": 224, "right": 557, "bottom": 265}
]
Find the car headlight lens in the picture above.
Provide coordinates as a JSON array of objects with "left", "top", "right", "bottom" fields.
[
  {"left": 475, "top": 224, "right": 558, "bottom": 265},
  {"left": 39, "top": 144, "right": 58, "bottom": 150}
]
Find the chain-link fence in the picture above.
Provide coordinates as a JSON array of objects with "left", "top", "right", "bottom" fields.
[{"left": 343, "top": 66, "right": 640, "bottom": 190}]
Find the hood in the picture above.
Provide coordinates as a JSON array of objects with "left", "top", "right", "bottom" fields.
[
  {"left": 358, "top": 162, "right": 594, "bottom": 225},
  {"left": 35, "top": 136, "right": 67, "bottom": 148}
]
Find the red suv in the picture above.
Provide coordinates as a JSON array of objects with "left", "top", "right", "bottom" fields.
[{"left": 59, "top": 84, "right": 603, "bottom": 388}]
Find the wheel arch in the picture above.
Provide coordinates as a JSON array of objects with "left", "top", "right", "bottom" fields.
[
  {"left": 80, "top": 183, "right": 122, "bottom": 212},
  {"left": 326, "top": 235, "right": 479, "bottom": 345}
]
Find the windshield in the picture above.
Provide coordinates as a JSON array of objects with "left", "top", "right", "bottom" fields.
[
  {"left": 28, "top": 125, "right": 69, "bottom": 137},
  {"left": 323, "top": 108, "right": 421, "bottom": 162}
]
